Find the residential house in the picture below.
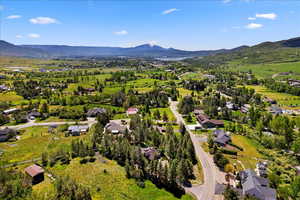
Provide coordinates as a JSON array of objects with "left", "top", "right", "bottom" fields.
[
  {"left": 0, "top": 85, "right": 9, "bottom": 91},
  {"left": 193, "top": 109, "right": 203, "bottom": 115},
  {"left": 0, "top": 128, "right": 17, "bottom": 142},
  {"left": 294, "top": 166, "right": 300, "bottom": 176},
  {"left": 68, "top": 125, "right": 89, "bottom": 136},
  {"left": 86, "top": 108, "right": 106, "bottom": 117},
  {"left": 264, "top": 97, "right": 276, "bottom": 104},
  {"left": 226, "top": 102, "right": 234, "bottom": 110},
  {"left": 25, "top": 164, "right": 45, "bottom": 185},
  {"left": 3, "top": 108, "right": 19, "bottom": 115},
  {"left": 105, "top": 121, "right": 127, "bottom": 134},
  {"left": 256, "top": 161, "right": 268, "bottom": 178},
  {"left": 141, "top": 147, "right": 160, "bottom": 160},
  {"left": 196, "top": 114, "right": 224, "bottom": 128},
  {"left": 27, "top": 111, "right": 41, "bottom": 120},
  {"left": 154, "top": 125, "right": 166, "bottom": 134},
  {"left": 269, "top": 106, "right": 283, "bottom": 115},
  {"left": 126, "top": 107, "right": 139, "bottom": 115},
  {"left": 239, "top": 169, "right": 276, "bottom": 200},
  {"left": 241, "top": 104, "right": 251, "bottom": 113},
  {"left": 213, "top": 129, "right": 231, "bottom": 146}
]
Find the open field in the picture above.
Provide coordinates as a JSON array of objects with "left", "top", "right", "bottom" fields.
[
  {"left": 229, "top": 61, "right": 300, "bottom": 79},
  {"left": 150, "top": 107, "right": 176, "bottom": 121},
  {"left": 246, "top": 85, "right": 300, "bottom": 109},
  {"left": 0, "top": 91, "right": 24, "bottom": 103},
  {"left": 229, "top": 135, "right": 262, "bottom": 170},
  {"left": 31, "top": 159, "right": 194, "bottom": 200},
  {"left": 0, "top": 126, "right": 87, "bottom": 165}
]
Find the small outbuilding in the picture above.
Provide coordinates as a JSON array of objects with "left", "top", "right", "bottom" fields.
[
  {"left": 126, "top": 107, "right": 139, "bottom": 115},
  {"left": 25, "top": 164, "right": 45, "bottom": 185}
]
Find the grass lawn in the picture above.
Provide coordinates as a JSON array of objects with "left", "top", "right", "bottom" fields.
[
  {"left": 0, "top": 126, "right": 87, "bottom": 165},
  {"left": 32, "top": 158, "right": 194, "bottom": 200},
  {"left": 177, "top": 88, "right": 192, "bottom": 97},
  {"left": 150, "top": 107, "right": 176, "bottom": 121},
  {"left": 230, "top": 135, "right": 262, "bottom": 169},
  {"left": 229, "top": 61, "right": 300, "bottom": 79},
  {"left": 37, "top": 116, "right": 74, "bottom": 122},
  {"left": 0, "top": 91, "right": 23, "bottom": 103},
  {"left": 245, "top": 85, "right": 300, "bottom": 109}
]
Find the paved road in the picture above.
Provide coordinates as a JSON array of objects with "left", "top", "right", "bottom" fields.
[
  {"left": 1, "top": 118, "right": 97, "bottom": 130},
  {"left": 169, "top": 100, "right": 216, "bottom": 200}
]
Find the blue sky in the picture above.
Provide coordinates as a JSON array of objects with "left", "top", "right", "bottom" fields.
[{"left": 0, "top": 0, "right": 299, "bottom": 50}]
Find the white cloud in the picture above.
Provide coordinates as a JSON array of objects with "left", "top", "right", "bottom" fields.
[
  {"left": 255, "top": 13, "right": 277, "bottom": 20},
  {"left": 248, "top": 17, "right": 256, "bottom": 20},
  {"left": 114, "top": 30, "right": 128, "bottom": 35},
  {"left": 162, "top": 8, "right": 179, "bottom": 15},
  {"left": 6, "top": 15, "right": 22, "bottom": 19},
  {"left": 16, "top": 35, "right": 23, "bottom": 38},
  {"left": 29, "top": 17, "right": 59, "bottom": 24},
  {"left": 245, "top": 23, "right": 263, "bottom": 29},
  {"left": 28, "top": 33, "right": 40, "bottom": 38}
]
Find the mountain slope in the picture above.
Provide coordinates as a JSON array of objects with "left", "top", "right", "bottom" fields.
[
  {"left": 0, "top": 40, "right": 48, "bottom": 58},
  {"left": 22, "top": 43, "right": 227, "bottom": 58},
  {"left": 187, "top": 36, "right": 300, "bottom": 66}
]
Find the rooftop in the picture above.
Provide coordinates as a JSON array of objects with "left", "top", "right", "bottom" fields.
[{"left": 25, "top": 164, "right": 44, "bottom": 177}]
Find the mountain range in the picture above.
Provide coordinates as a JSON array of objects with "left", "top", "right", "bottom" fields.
[
  {"left": 0, "top": 36, "right": 300, "bottom": 59},
  {"left": 0, "top": 41, "right": 236, "bottom": 59}
]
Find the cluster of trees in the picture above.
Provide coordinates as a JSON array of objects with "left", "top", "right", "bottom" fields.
[
  {"left": 107, "top": 71, "right": 136, "bottom": 82},
  {"left": 111, "top": 88, "right": 170, "bottom": 109},
  {"left": 178, "top": 96, "right": 194, "bottom": 114},
  {"left": 54, "top": 175, "right": 92, "bottom": 200},
  {"left": 181, "top": 79, "right": 206, "bottom": 92},
  {"left": 42, "top": 139, "right": 95, "bottom": 167},
  {"left": 91, "top": 115, "right": 197, "bottom": 197},
  {"left": 0, "top": 168, "right": 32, "bottom": 199},
  {"left": 54, "top": 107, "right": 86, "bottom": 120},
  {"left": 217, "top": 85, "right": 262, "bottom": 106},
  {"left": 150, "top": 72, "right": 177, "bottom": 81},
  {"left": 13, "top": 80, "right": 41, "bottom": 99},
  {"left": 207, "top": 135, "right": 230, "bottom": 170},
  {"left": 264, "top": 79, "right": 300, "bottom": 96},
  {"left": 202, "top": 92, "right": 232, "bottom": 120}
]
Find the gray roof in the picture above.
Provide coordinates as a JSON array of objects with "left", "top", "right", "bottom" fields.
[
  {"left": 68, "top": 125, "right": 89, "bottom": 132},
  {"left": 87, "top": 108, "right": 106, "bottom": 117},
  {"left": 240, "top": 169, "right": 276, "bottom": 200},
  {"left": 0, "top": 128, "right": 15, "bottom": 136},
  {"left": 105, "top": 122, "right": 127, "bottom": 133},
  {"left": 213, "top": 130, "right": 230, "bottom": 145}
]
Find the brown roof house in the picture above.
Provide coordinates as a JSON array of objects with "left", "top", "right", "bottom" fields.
[
  {"left": 25, "top": 164, "right": 45, "bottom": 184},
  {"left": 196, "top": 114, "right": 224, "bottom": 128}
]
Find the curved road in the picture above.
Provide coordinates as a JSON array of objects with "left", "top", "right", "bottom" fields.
[{"left": 169, "top": 100, "right": 216, "bottom": 200}]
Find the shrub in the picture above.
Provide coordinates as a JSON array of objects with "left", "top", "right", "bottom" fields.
[
  {"left": 136, "top": 181, "right": 145, "bottom": 188},
  {"left": 220, "top": 148, "right": 238, "bottom": 156},
  {"left": 80, "top": 158, "right": 88, "bottom": 164}
]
